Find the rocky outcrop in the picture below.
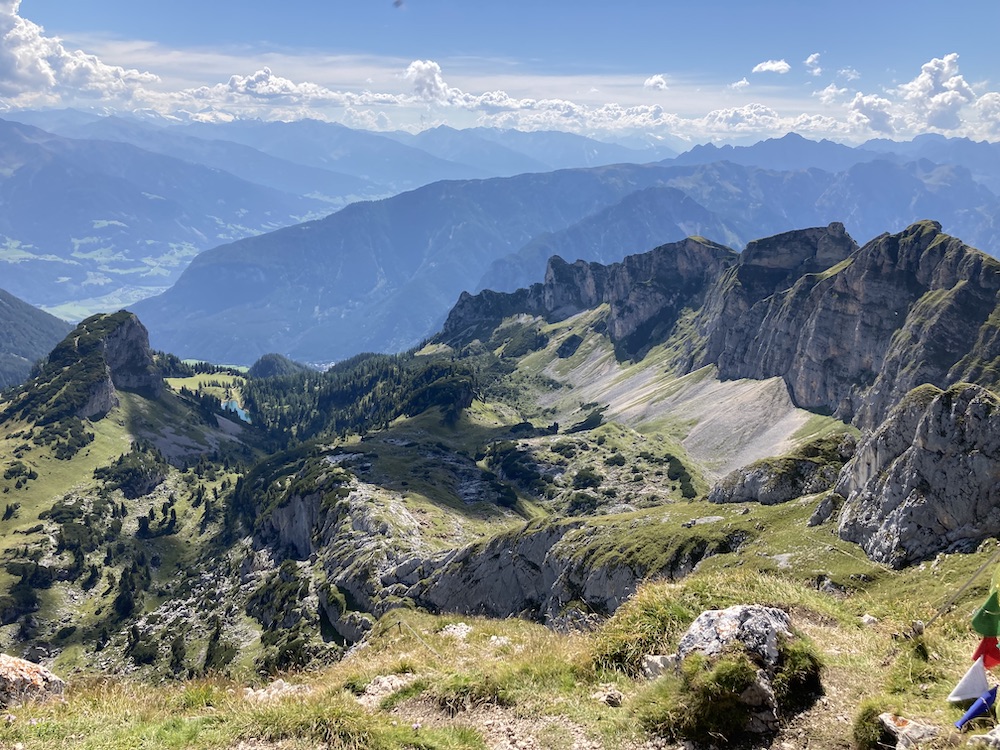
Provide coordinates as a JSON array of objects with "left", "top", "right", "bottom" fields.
[
  {"left": 694, "top": 221, "right": 1000, "bottom": 428},
  {"left": 0, "top": 654, "right": 64, "bottom": 707},
  {"left": 1, "top": 310, "right": 163, "bottom": 425},
  {"left": 437, "top": 236, "right": 736, "bottom": 358},
  {"left": 100, "top": 313, "right": 163, "bottom": 399},
  {"left": 708, "top": 458, "right": 839, "bottom": 505},
  {"left": 677, "top": 605, "right": 791, "bottom": 666},
  {"left": 652, "top": 605, "right": 821, "bottom": 737},
  {"left": 836, "top": 383, "right": 1000, "bottom": 567},
  {"left": 708, "top": 434, "right": 855, "bottom": 505},
  {"left": 68, "top": 312, "right": 162, "bottom": 418},
  {"left": 396, "top": 518, "right": 746, "bottom": 626},
  {"left": 441, "top": 221, "right": 1000, "bottom": 430}
]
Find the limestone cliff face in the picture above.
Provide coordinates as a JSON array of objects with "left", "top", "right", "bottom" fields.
[
  {"left": 71, "top": 312, "right": 163, "bottom": 419},
  {"left": 836, "top": 383, "right": 1000, "bottom": 567},
  {"left": 1, "top": 310, "right": 163, "bottom": 425},
  {"left": 438, "top": 237, "right": 736, "bottom": 358},
  {"left": 707, "top": 433, "right": 855, "bottom": 505},
  {"left": 443, "top": 221, "right": 1000, "bottom": 431},
  {"left": 707, "top": 459, "right": 840, "bottom": 506},
  {"left": 100, "top": 313, "right": 163, "bottom": 399},
  {"left": 395, "top": 519, "right": 745, "bottom": 627},
  {"left": 694, "top": 221, "right": 1000, "bottom": 428}
]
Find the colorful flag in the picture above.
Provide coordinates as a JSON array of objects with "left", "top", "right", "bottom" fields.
[
  {"left": 973, "top": 637, "right": 1000, "bottom": 670},
  {"left": 950, "top": 656, "right": 990, "bottom": 702},
  {"left": 973, "top": 592, "right": 1000, "bottom": 637}
]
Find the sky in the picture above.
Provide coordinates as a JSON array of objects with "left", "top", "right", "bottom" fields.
[{"left": 5, "top": 0, "right": 1000, "bottom": 145}]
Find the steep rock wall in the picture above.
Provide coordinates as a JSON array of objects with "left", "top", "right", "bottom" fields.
[
  {"left": 836, "top": 383, "right": 1000, "bottom": 567},
  {"left": 695, "top": 221, "right": 1000, "bottom": 427}
]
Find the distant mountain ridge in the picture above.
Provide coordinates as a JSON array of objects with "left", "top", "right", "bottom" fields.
[
  {"left": 0, "top": 287, "right": 73, "bottom": 389},
  {"left": 132, "top": 153, "right": 1000, "bottom": 364},
  {"left": 0, "top": 118, "right": 330, "bottom": 315},
  {"left": 441, "top": 220, "right": 1000, "bottom": 431}
]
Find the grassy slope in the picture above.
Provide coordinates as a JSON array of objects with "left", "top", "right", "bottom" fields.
[
  {"left": 0, "top": 305, "right": 991, "bottom": 747},
  {"left": 0, "top": 389, "right": 250, "bottom": 672},
  {"left": 0, "top": 554, "right": 993, "bottom": 750}
]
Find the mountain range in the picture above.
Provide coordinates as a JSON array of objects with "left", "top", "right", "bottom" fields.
[
  {"left": 0, "top": 221, "right": 1000, "bottom": 666},
  {"left": 2, "top": 219, "right": 1000, "bottom": 746},
  {"left": 0, "top": 111, "right": 679, "bottom": 321},
  {"left": 132, "top": 153, "right": 1000, "bottom": 365},
  {"left": 0, "top": 287, "right": 73, "bottom": 389}
]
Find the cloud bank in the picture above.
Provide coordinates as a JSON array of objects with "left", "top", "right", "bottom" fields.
[
  {"left": 0, "top": 0, "right": 997, "bottom": 145},
  {"left": 0, "top": 0, "right": 158, "bottom": 106}
]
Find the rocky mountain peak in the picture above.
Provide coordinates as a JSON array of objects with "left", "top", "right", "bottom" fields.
[
  {"left": 740, "top": 221, "right": 854, "bottom": 273},
  {"left": 2, "top": 310, "right": 163, "bottom": 425}
]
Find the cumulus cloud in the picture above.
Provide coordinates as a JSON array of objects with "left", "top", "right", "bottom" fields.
[
  {"left": 405, "top": 59, "right": 459, "bottom": 104},
  {"left": 3, "top": 1, "right": 1000, "bottom": 148},
  {"left": 896, "top": 52, "right": 975, "bottom": 130},
  {"left": 815, "top": 83, "right": 847, "bottom": 105},
  {"left": 848, "top": 92, "right": 896, "bottom": 134},
  {"left": 752, "top": 59, "right": 791, "bottom": 74},
  {"left": 976, "top": 93, "right": 1000, "bottom": 136},
  {"left": 0, "top": 0, "right": 158, "bottom": 106},
  {"left": 643, "top": 74, "right": 668, "bottom": 91},
  {"left": 700, "top": 103, "right": 782, "bottom": 132}
]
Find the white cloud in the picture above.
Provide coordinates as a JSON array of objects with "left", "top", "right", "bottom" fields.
[
  {"left": 976, "top": 93, "right": 1000, "bottom": 136},
  {"left": 815, "top": 83, "right": 847, "bottom": 105},
  {"left": 896, "top": 52, "right": 975, "bottom": 130},
  {"left": 700, "top": 103, "right": 782, "bottom": 133},
  {"left": 848, "top": 92, "right": 896, "bottom": 134},
  {"left": 0, "top": 0, "right": 158, "bottom": 106},
  {"left": 643, "top": 74, "right": 668, "bottom": 91},
  {"left": 405, "top": 59, "right": 458, "bottom": 104},
  {"left": 2, "top": 1, "right": 999, "bottom": 148},
  {"left": 752, "top": 59, "right": 791, "bottom": 75}
]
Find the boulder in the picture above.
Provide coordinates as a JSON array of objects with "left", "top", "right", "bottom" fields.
[
  {"left": 677, "top": 605, "right": 791, "bottom": 667},
  {"left": 0, "top": 654, "right": 64, "bottom": 707},
  {"left": 878, "top": 713, "right": 940, "bottom": 749},
  {"left": 668, "top": 605, "right": 811, "bottom": 737}
]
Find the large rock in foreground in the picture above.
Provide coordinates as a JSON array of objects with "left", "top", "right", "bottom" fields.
[
  {"left": 0, "top": 654, "right": 64, "bottom": 706},
  {"left": 678, "top": 605, "right": 791, "bottom": 667},
  {"left": 648, "top": 605, "right": 821, "bottom": 740},
  {"left": 837, "top": 383, "right": 1000, "bottom": 567}
]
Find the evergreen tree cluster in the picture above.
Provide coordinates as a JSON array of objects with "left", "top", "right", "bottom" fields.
[{"left": 242, "top": 352, "right": 480, "bottom": 445}]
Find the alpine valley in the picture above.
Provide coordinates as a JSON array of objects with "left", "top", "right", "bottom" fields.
[{"left": 5, "top": 128, "right": 1000, "bottom": 749}]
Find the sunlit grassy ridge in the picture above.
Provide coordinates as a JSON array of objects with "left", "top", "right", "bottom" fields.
[{"left": 2, "top": 559, "right": 996, "bottom": 749}]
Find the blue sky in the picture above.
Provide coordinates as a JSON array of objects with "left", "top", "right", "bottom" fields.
[{"left": 7, "top": 0, "right": 1000, "bottom": 144}]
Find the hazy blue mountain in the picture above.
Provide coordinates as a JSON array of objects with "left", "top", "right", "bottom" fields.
[
  {"left": 862, "top": 134, "right": 1000, "bottom": 194},
  {"left": 32, "top": 115, "right": 381, "bottom": 207},
  {"left": 0, "top": 287, "right": 74, "bottom": 388},
  {"left": 177, "top": 118, "right": 486, "bottom": 189},
  {"left": 475, "top": 185, "right": 744, "bottom": 293},
  {"left": 384, "top": 125, "right": 551, "bottom": 176},
  {"left": 670, "top": 132, "right": 883, "bottom": 173},
  {"left": 469, "top": 127, "right": 666, "bottom": 168},
  {"left": 131, "top": 164, "right": 685, "bottom": 364},
  {"left": 814, "top": 159, "right": 1000, "bottom": 253},
  {"left": 0, "top": 118, "right": 329, "bottom": 314},
  {"left": 2, "top": 107, "right": 107, "bottom": 133},
  {"left": 131, "top": 152, "right": 1000, "bottom": 366}
]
